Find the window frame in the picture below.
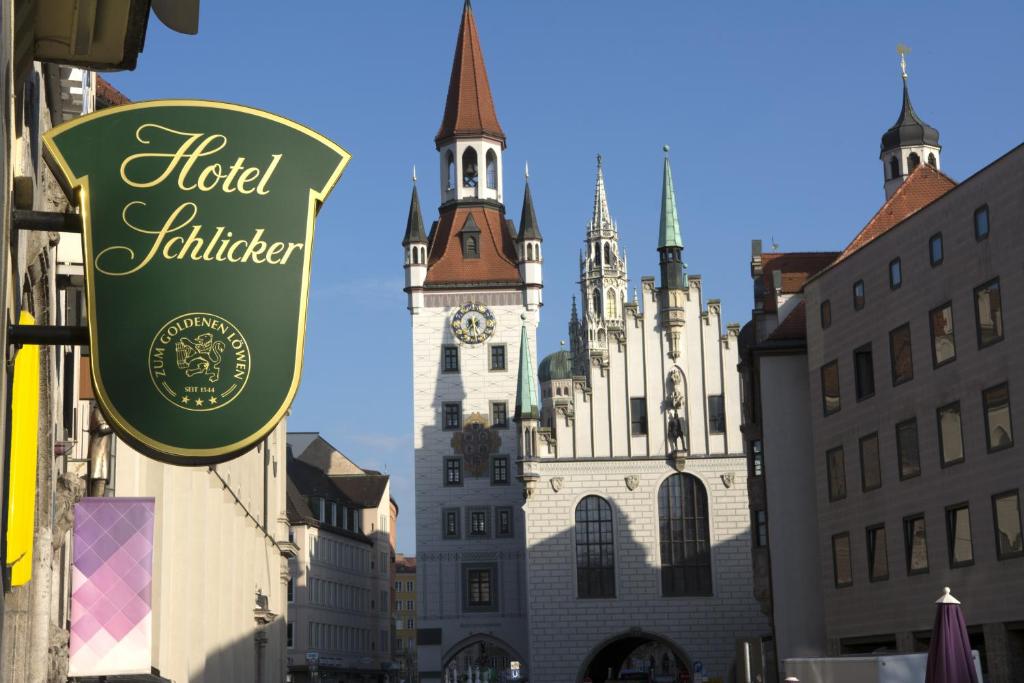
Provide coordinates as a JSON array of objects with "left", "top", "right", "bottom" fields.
[
  {"left": 929, "top": 302, "right": 956, "bottom": 368},
  {"left": 442, "top": 345, "right": 460, "bottom": 373},
  {"left": 903, "top": 513, "right": 929, "bottom": 576},
  {"left": 820, "top": 299, "right": 832, "bottom": 329},
  {"left": 889, "top": 323, "right": 914, "bottom": 386},
  {"left": 991, "top": 490, "right": 1024, "bottom": 561},
  {"left": 630, "top": 397, "right": 648, "bottom": 436},
  {"left": 442, "top": 401, "right": 462, "bottom": 431},
  {"left": 945, "top": 503, "right": 974, "bottom": 569},
  {"left": 658, "top": 474, "right": 713, "bottom": 597},
  {"left": 495, "top": 506, "right": 513, "bottom": 538},
  {"left": 895, "top": 417, "right": 922, "bottom": 480},
  {"left": 866, "top": 524, "right": 889, "bottom": 582},
  {"left": 974, "top": 277, "right": 1004, "bottom": 349},
  {"left": 462, "top": 563, "right": 498, "bottom": 612},
  {"left": 936, "top": 401, "right": 965, "bottom": 468},
  {"left": 490, "top": 401, "right": 509, "bottom": 429},
  {"left": 443, "top": 457, "right": 463, "bottom": 487},
  {"left": 442, "top": 508, "right": 461, "bottom": 539},
  {"left": 466, "top": 507, "right": 490, "bottom": 538},
  {"left": 821, "top": 360, "right": 841, "bottom": 416},
  {"left": 832, "top": 532, "right": 853, "bottom": 588},
  {"left": 853, "top": 280, "right": 865, "bottom": 311},
  {"left": 889, "top": 257, "right": 902, "bottom": 290},
  {"left": 982, "top": 382, "right": 1014, "bottom": 453},
  {"left": 753, "top": 510, "right": 768, "bottom": 547},
  {"left": 491, "top": 455, "right": 509, "bottom": 485},
  {"left": 853, "top": 343, "right": 875, "bottom": 401},
  {"left": 707, "top": 394, "right": 726, "bottom": 434},
  {"left": 489, "top": 343, "right": 507, "bottom": 372},
  {"left": 974, "top": 204, "right": 990, "bottom": 241},
  {"left": 575, "top": 495, "right": 617, "bottom": 599},
  {"left": 826, "top": 445, "right": 847, "bottom": 502},
  {"left": 859, "top": 432, "right": 882, "bottom": 492},
  {"left": 929, "top": 232, "right": 944, "bottom": 266}
]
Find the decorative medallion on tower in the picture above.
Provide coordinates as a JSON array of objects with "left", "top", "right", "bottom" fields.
[
  {"left": 451, "top": 302, "right": 496, "bottom": 344},
  {"left": 450, "top": 412, "right": 502, "bottom": 477}
]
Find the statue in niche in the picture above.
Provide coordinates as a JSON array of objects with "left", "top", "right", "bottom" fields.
[{"left": 666, "top": 367, "right": 688, "bottom": 453}]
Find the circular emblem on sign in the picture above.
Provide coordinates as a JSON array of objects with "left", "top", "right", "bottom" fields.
[
  {"left": 451, "top": 303, "right": 496, "bottom": 344},
  {"left": 148, "top": 313, "right": 251, "bottom": 412}
]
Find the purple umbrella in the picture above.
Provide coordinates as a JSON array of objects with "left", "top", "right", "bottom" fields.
[{"left": 925, "top": 587, "right": 979, "bottom": 683}]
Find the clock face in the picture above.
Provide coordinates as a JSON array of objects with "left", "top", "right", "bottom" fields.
[{"left": 451, "top": 303, "right": 496, "bottom": 344}]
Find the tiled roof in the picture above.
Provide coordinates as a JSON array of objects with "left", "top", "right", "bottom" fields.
[
  {"left": 837, "top": 164, "right": 956, "bottom": 263},
  {"left": 759, "top": 252, "right": 839, "bottom": 312},
  {"left": 435, "top": 2, "right": 504, "bottom": 146},
  {"left": 425, "top": 204, "right": 521, "bottom": 285},
  {"left": 95, "top": 76, "right": 130, "bottom": 108},
  {"left": 765, "top": 301, "right": 807, "bottom": 342},
  {"left": 330, "top": 474, "right": 389, "bottom": 509},
  {"left": 395, "top": 555, "right": 416, "bottom": 572}
]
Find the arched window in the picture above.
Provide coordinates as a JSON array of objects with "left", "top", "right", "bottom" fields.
[
  {"left": 464, "top": 236, "right": 478, "bottom": 258},
  {"left": 658, "top": 474, "right": 712, "bottom": 596},
  {"left": 447, "top": 151, "right": 456, "bottom": 191},
  {"left": 462, "top": 147, "right": 478, "bottom": 188},
  {"left": 592, "top": 288, "right": 601, "bottom": 315},
  {"left": 889, "top": 156, "right": 899, "bottom": 180},
  {"left": 485, "top": 149, "right": 497, "bottom": 189},
  {"left": 907, "top": 152, "right": 920, "bottom": 173},
  {"left": 606, "top": 290, "right": 617, "bottom": 318},
  {"left": 604, "top": 243, "right": 612, "bottom": 266},
  {"left": 575, "top": 496, "right": 615, "bottom": 598},
  {"left": 927, "top": 153, "right": 937, "bottom": 168}
]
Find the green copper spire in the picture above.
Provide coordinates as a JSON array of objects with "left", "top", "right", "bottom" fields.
[
  {"left": 658, "top": 145, "right": 683, "bottom": 249},
  {"left": 514, "top": 319, "right": 539, "bottom": 421}
]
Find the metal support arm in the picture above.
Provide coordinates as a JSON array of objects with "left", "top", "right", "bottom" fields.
[
  {"left": 12, "top": 210, "right": 82, "bottom": 233},
  {"left": 8, "top": 324, "right": 88, "bottom": 346}
]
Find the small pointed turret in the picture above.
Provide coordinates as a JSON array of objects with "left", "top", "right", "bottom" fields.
[
  {"left": 658, "top": 146, "right": 686, "bottom": 291},
  {"left": 514, "top": 320, "right": 539, "bottom": 421},
  {"left": 517, "top": 178, "right": 542, "bottom": 242},
  {"left": 880, "top": 45, "right": 941, "bottom": 199},
  {"left": 589, "top": 154, "right": 613, "bottom": 233},
  {"left": 402, "top": 180, "right": 427, "bottom": 246}
]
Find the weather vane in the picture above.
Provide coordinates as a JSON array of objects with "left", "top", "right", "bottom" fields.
[{"left": 897, "top": 43, "right": 910, "bottom": 80}]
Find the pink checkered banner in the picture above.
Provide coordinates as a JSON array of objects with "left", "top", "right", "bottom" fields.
[{"left": 69, "top": 497, "right": 155, "bottom": 677}]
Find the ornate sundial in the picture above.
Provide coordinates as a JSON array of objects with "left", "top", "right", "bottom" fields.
[{"left": 451, "top": 303, "right": 496, "bottom": 345}]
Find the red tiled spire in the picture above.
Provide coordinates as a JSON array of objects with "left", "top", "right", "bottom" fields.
[{"left": 435, "top": 1, "right": 505, "bottom": 149}]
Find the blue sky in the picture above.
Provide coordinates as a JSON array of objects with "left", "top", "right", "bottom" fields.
[{"left": 109, "top": 1, "right": 1024, "bottom": 553}]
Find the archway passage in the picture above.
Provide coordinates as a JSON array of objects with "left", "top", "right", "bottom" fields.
[
  {"left": 581, "top": 633, "right": 690, "bottom": 683},
  {"left": 443, "top": 635, "right": 518, "bottom": 683}
]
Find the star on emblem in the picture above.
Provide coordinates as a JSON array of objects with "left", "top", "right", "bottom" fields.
[
  {"left": 181, "top": 396, "right": 190, "bottom": 404},
  {"left": 209, "top": 396, "right": 218, "bottom": 405},
  {"left": 195, "top": 398, "right": 205, "bottom": 407}
]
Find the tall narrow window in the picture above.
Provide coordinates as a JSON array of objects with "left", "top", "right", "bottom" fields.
[
  {"left": 753, "top": 510, "right": 768, "bottom": 547},
  {"left": 442, "top": 402, "right": 462, "bottom": 431},
  {"left": 889, "top": 258, "right": 902, "bottom": 289},
  {"left": 832, "top": 533, "right": 852, "bottom": 588},
  {"left": 465, "top": 567, "right": 494, "bottom": 609},
  {"left": 485, "top": 149, "right": 497, "bottom": 189},
  {"left": 491, "top": 456, "right": 509, "bottom": 484},
  {"left": 658, "top": 474, "right": 712, "bottom": 596},
  {"left": 904, "top": 515, "right": 929, "bottom": 575},
  {"left": 889, "top": 156, "right": 900, "bottom": 180},
  {"left": 867, "top": 525, "right": 889, "bottom": 582},
  {"left": 491, "top": 402, "right": 508, "bottom": 429},
  {"left": 442, "top": 345, "right": 459, "bottom": 373},
  {"left": 462, "top": 147, "right": 478, "bottom": 188},
  {"left": 708, "top": 395, "right": 726, "bottom": 434},
  {"left": 946, "top": 504, "right": 974, "bottom": 568},
  {"left": 751, "top": 440, "right": 764, "bottom": 477},
  {"left": 927, "top": 153, "right": 937, "bottom": 168},
  {"left": 992, "top": 491, "right": 1023, "bottom": 560},
  {"left": 490, "top": 344, "right": 507, "bottom": 371},
  {"left": 444, "top": 458, "right": 462, "bottom": 486},
  {"left": 937, "top": 402, "right": 965, "bottom": 466},
  {"left": 907, "top": 152, "right": 920, "bottom": 173},
  {"left": 592, "top": 288, "right": 601, "bottom": 315},
  {"left": 889, "top": 324, "right": 914, "bottom": 385},
  {"left": 443, "top": 509, "right": 460, "bottom": 538},
  {"left": 630, "top": 397, "right": 648, "bottom": 436},
  {"left": 827, "top": 446, "right": 847, "bottom": 501},
  {"left": 446, "top": 151, "right": 455, "bottom": 191},
  {"left": 896, "top": 418, "right": 921, "bottom": 479},
  {"left": 575, "top": 496, "right": 616, "bottom": 598},
  {"left": 853, "top": 280, "right": 865, "bottom": 310},
  {"left": 974, "top": 205, "right": 990, "bottom": 241},
  {"left": 463, "top": 235, "right": 479, "bottom": 258},
  {"left": 859, "top": 433, "right": 881, "bottom": 492},
  {"left": 468, "top": 509, "right": 488, "bottom": 536},
  {"left": 929, "top": 233, "right": 944, "bottom": 266},
  {"left": 974, "top": 278, "right": 1003, "bottom": 348},
  {"left": 854, "top": 344, "right": 875, "bottom": 400},
  {"left": 496, "top": 507, "right": 512, "bottom": 537},
  {"left": 604, "top": 243, "right": 612, "bottom": 266},
  {"left": 930, "top": 303, "right": 956, "bottom": 367},
  {"left": 821, "top": 360, "right": 840, "bottom": 416},
  {"left": 983, "top": 383, "right": 1014, "bottom": 452},
  {"left": 820, "top": 300, "right": 832, "bottom": 329},
  {"left": 606, "top": 290, "right": 617, "bottom": 318}
]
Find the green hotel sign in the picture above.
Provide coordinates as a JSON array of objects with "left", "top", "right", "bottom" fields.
[{"left": 43, "top": 101, "right": 350, "bottom": 464}]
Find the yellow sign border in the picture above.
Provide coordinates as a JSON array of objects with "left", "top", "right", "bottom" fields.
[{"left": 42, "top": 99, "right": 351, "bottom": 463}]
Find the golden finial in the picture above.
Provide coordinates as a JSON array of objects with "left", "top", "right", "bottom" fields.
[{"left": 897, "top": 43, "right": 911, "bottom": 80}]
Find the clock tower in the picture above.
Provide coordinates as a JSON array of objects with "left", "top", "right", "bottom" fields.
[{"left": 404, "top": 2, "right": 540, "bottom": 679}]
